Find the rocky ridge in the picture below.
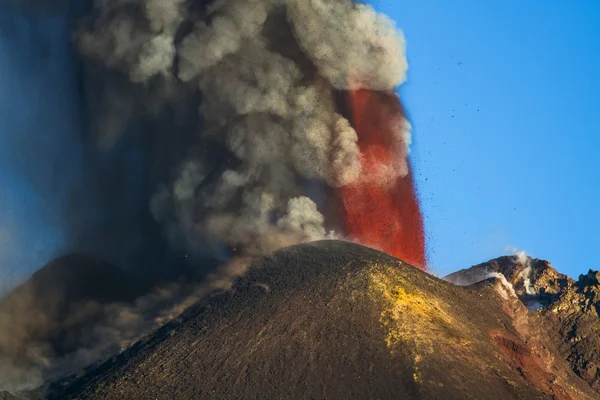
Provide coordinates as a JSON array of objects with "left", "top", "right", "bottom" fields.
[
  {"left": 448, "top": 256, "right": 600, "bottom": 393},
  {"left": 44, "top": 241, "right": 598, "bottom": 399}
]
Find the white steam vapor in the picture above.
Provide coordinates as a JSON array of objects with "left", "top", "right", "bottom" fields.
[
  {"left": 486, "top": 272, "right": 517, "bottom": 300},
  {"left": 507, "top": 247, "right": 536, "bottom": 295},
  {"left": 446, "top": 269, "right": 517, "bottom": 301}
]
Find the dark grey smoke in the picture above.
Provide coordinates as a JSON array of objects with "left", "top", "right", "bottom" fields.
[
  {"left": 0, "top": 0, "right": 198, "bottom": 284},
  {"left": 0, "top": 0, "right": 411, "bottom": 394},
  {"left": 0, "top": 1, "right": 204, "bottom": 392},
  {"left": 0, "top": 253, "right": 215, "bottom": 393},
  {"left": 72, "top": 0, "right": 409, "bottom": 281}
]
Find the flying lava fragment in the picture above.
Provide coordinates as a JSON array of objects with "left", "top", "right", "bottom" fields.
[{"left": 340, "top": 89, "right": 427, "bottom": 269}]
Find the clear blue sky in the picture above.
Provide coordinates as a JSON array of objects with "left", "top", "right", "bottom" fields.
[
  {"left": 372, "top": 0, "right": 600, "bottom": 277},
  {"left": 0, "top": 2, "right": 599, "bottom": 294}
]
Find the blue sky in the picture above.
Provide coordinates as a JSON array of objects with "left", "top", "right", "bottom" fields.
[
  {"left": 372, "top": 0, "right": 600, "bottom": 276},
  {"left": 0, "top": 12, "right": 86, "bottom": 293},
  {"left": 0, "top": 1, "right": 599, "bottom": 293}
]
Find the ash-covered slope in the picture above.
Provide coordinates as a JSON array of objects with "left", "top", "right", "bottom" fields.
[
  {"left": 51, "top": 241, "right": 596, "bottom": 400},
  {"left": 448, "top": 256, "right": 600, "bottom": 394},
  {"left": 0, "top": 254, "right": 140, "bottom": 392}
]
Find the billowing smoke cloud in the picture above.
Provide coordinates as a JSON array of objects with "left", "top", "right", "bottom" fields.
[
  {"left": 0, "top": 0, "right": 412, "bottom": 393},
  {"left": 0, "top": 254, "right": 219, "bottom": 393},
  {"left": 286, "top": 0, "right": 407, "bottom": 90},
  {"left": 507, "top": 248, "right": 536, "bottom": 295},
  {"left": 74, "top": 0, "right": 409, "bottom": 282}
]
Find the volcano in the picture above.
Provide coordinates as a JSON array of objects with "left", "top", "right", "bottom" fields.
[{"left": 37, "top": 241, "right": 597, "bottom": 400}]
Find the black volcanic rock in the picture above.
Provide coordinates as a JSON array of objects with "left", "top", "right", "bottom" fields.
[
  {"left": 51, "top": 241, "right": 597, "bottom": 400},
  {"left": 0, "top": 254, "right": 140, "bottom": 393}
]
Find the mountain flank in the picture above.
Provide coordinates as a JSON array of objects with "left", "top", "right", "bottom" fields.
[{"left": 50, "top": 241, "right": 597, "bottom": 400}]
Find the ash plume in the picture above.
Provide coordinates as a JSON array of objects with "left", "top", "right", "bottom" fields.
[
  {"left": 75, "top": 0, "right": 410, "bottom": 282},
  {"left": 0, "top": 0, "right": 413, "bottom": 393},
  {"left": 0, "top": 254, "right": 216, "bottom": 393}
]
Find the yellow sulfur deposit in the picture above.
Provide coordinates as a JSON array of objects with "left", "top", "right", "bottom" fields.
[{"left": 367, "top": 263, "right": 466, "bottom": 354}]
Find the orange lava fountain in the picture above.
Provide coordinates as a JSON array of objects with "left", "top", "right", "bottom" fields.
[{"left": 340, "top": 89, "right": 426, "bottom": 269}]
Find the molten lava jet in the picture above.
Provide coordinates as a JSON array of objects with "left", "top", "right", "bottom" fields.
[{"left": 340, "top": 89, "right": 426, "bottom": 269}]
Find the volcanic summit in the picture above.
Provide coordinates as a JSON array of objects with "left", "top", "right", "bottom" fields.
[{"left": 31, "top": 241, "right": 597, "bottom": 400}]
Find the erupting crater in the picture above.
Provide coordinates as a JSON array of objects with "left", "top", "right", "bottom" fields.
[{"left": 340, "top": 89, "right": 426, "bottom": 269}]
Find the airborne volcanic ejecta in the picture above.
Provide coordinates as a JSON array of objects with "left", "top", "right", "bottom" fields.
[
  {"left": 76, "top": 0, "right": 426, "bottom": 275},
  {"left": 342, "top": 89, "right": 426, "bottom": 269}
]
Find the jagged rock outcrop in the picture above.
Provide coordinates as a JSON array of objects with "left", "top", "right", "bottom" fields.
[
  {"left": 449, "top": 256, "right": 600, "bottom": 394},
  {"left": 446, "top": 256, "right": 573, "bottom": 308},
  {"left": 544, "top": 270, "right": 600, "bottom": 391},
  {"left": 47, "top": 241, "right": 597, "bottom": 400}
]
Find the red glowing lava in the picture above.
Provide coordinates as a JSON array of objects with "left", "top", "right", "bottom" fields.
[{"left": 340, "top": 89, "right": 426, "bottom": 269}]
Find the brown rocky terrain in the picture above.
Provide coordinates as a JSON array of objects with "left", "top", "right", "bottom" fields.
[
  {"left": 446, "top": 256, "right": 574, "bottom": 308},
  {"left": 448, "top": 255, "right": 600, "bottom": 395},
  {"left": 42, "top": 241, "right": 597, "bottom": 399},
  {"left": 544, "top": 270, "right": 600, "bottom": 392}
]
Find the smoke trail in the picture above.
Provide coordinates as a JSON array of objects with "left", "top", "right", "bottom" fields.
[{"left": 0, "top": 0, "right": 203, "bottom": 287}]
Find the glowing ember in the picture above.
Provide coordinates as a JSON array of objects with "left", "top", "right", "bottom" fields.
[{"left": 340, "top": 89, "right": 426, "bottom": 269}]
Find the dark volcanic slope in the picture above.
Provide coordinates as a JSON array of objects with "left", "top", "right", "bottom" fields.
[
  {"left": 54, "top": 241, "right": 597, "bottom": 400},
  {"left": 0, "top": 254, "right": 139, "bottom": 392}
]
